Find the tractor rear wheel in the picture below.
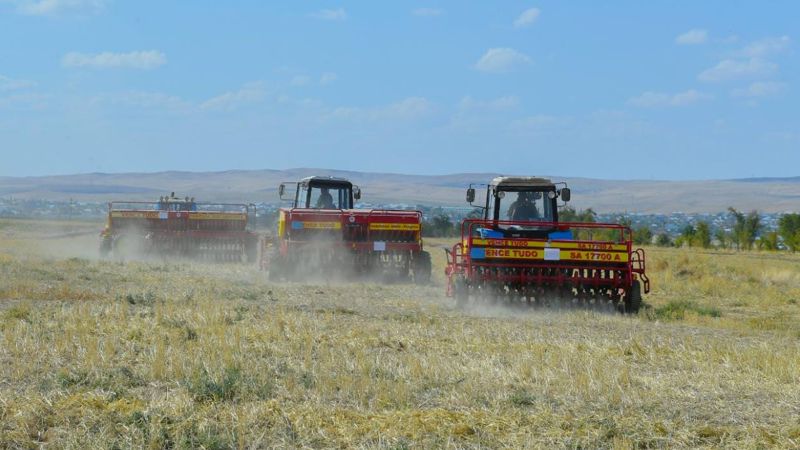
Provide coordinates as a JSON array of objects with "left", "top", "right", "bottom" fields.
[
  {"left": 413, "top": 251, "right": 432, "bottom": 285},
  {"left": 268, "top": 250, "right": 284, "bottom": 282},
  {"left": 454, "top": 277, "right": 469, "bottom": 308},
  {"left": 624, "top": 280, "right": 643, "bottom": 314},
  {"left": 99, "top": 237, "right": 112, "bottom": 258}
]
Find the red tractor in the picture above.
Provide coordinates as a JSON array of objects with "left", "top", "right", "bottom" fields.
[
  {"left": 264, "top": 176, "right": 431, "bottom": 282},
  {"left": 100, "top": 194, "right": 259, "bottom": 262},
  {"left": 445, "top": 177, "right": 649, "bottom": 312}
]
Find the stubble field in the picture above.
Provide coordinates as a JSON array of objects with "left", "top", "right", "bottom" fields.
[{"left": 1, "top": 218, "right": 799, "bottom": 448}]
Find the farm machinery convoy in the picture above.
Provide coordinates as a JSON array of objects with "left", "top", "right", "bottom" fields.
[
  {"left": 99, "top": 178, "right": 433, "bottom": 283},
  {"left": 98, "top": 175, "right": 649, "bottom": 312},
  {"left": 444, "top": 177, "right": 649, "bottom": 313}
]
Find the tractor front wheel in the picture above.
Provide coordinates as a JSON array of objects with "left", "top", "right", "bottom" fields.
[
  {"left": 454, "top": 277, "right": 469, "bottom": 308},
  {"left": 413, "top": 251, "right": 432, "bottom": 285},
  {"left": 624, "top": 280, "right": 643, "bottom": 314}
]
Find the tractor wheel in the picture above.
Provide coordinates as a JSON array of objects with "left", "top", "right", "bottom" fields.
[
  {"left": 268, "top": 250, "right": 283, "bottom": 282},
  {"left": 245, "top": 237, "right": 259, "bottom": 264},
  {"left": 413, "top": 251, "right": 432, "bottom": 285},
  {"left": 454, "top": 277, "right": 469, "bottom": 308},
  {"left": 99, "top": 237, "right": 112, "bottom": 258},
  {"left": 624, "top": 280, "right": 643, "bottom": 314}
]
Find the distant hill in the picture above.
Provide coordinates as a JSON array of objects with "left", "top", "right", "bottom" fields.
[{"left": 1, "top": 169, "right": 799, "bottom": 214}]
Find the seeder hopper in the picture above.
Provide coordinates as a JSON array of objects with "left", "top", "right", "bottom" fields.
[
  {"left": 445, "top": 177, "right": 649, "bottom": 312},
  {"left": 100, "top": 194, "right": 259, "bottom": 262}
]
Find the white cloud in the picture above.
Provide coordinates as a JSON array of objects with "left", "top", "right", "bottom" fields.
[
  {"left": 628, "top": 89, "right": 711, "bottom": 107},
  {"left": 11, "top": 0, "right": 105, "bottom": 15},
  {"left": 675, "top": 29, "right": 708, "bottom": 45},
  {"left": 0, "top": 92, "right": 48, "bottom": 110},
  {"left": 459, "top": 95, "right": 519, "bottom": 111},
  {"left": 329, "top": 97, "right": 433, "bottom": 122},
  {"left": 698, "top": 58, "right": 777, "bottom": 82},
  {"left": 739, "top": 36, "right": 791, "bottom": 58},
  {"left": 290, "top": 75, "right": 311, "bottom": 87},
  {"left": 513, "top": 8, "right": 540, "bottom": 28},
  {"left": 320, "top": 72, "right": 337, "bottom": 85},
  {"left": 0, "top": 75, "right": 36, "bottom": 91},
  {"left": 475, "top": 48, "right": 531, "bottom": 73},
  {"left": 200, "top": 82, "right": 266, "bottom": 111},
  {"left": 92, "top": 91, "right": 192, "bottom": 112},
  {"left": 509, "top": 114, "right": 571, "bottom": 133},
  {"left": 731, "top": 81, "right": 786, "bottom": 98},
  {"left": 311, "top": 8, "right": 347, "bottom": 21},
  {"left": 412, "top": 7, "right": 443, "bottom": 17},
  {"left": 62, "top": 50, "right": 167, "bottom": 70}
]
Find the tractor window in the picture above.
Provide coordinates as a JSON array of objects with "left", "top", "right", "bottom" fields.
[
  {"left": 304, "top": 185, "right": 351, "bottom": 209},
  {"left": 496, "top": 190, "right": 555, "bottom": 222}
]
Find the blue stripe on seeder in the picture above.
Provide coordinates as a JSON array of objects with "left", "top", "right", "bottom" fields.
[
  {"left": 470, "top": 248, "right": 486, "bottom": 259},
  {"left": 291, "top": 221, "right": 304, "bottom": 229}
]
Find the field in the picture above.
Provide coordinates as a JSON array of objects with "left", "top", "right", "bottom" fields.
[{"left": 1, "top": 218, "right": 799, "bottom": 448}]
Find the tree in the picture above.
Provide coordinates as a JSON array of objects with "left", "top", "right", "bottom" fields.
[
  {"left": 675, "top": 224, "right": 696, "bottom": 248},
  {"left": 714, "top": 228, "right": 730, "bottom": 249},
  {"left": 559, "top": 207, "right": 596, "bottom": 223},
  {"left": 423, "top": 214, "right": 457, "bottom": 237},
  {"left": 758, "top": 231, "right": 780, "bottom": 251},
  {"left": 694, "top": 221, "right": 712, "bottom": 249},
  {"left": 728, "top": 207, "right": 762, "bottom": 250},
  {"left": 633, "top": 226, "right": 653, "bottom": 246},
  {"left": 778, "top": 213, "right": 800, "bottom": 252},
  {"left": 655, "top": 233, "right": 673, "bottom": 247}
]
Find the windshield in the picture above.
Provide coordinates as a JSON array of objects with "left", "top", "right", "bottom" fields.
[
  {"left": 495, "top": 189, "right": 555, "bottom": 222},
  {"left": 301, "top": 185, "right": 352, "bottom": 209}
]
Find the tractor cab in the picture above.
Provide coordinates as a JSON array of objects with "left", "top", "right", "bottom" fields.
[
  {"left": 158, "top": 193, "right": 198, "bottom": 211},
  {"left": 279, "top": 176, "right": 361, "bottom": 210},
  {"left": 466, "top": 176, "right": 571, "bottom": 238}
]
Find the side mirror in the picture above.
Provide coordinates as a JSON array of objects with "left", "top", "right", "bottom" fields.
[
  {"left": 466, "top": 188, "right": 475, "bottom": 203},
  {"left": 278, "top": 184, "right": 285, "bottom": 198},
  {"left": 353, "top": 186, "right": 361, "bottom": 201},
  {"left": 560, "top": 188, "right": 571, "bottom": 202}
]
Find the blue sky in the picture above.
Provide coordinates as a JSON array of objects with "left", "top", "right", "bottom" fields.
[{"left": 0, "top": 1, "right": 797, "bottom": 179}]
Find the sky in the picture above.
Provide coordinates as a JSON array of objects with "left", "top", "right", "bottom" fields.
[{"left": 0, "top": 1, "right": 797, "bottom": 180}]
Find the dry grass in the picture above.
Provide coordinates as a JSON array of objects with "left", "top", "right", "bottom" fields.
[{"left": 1, "top": 219, "right": 799, "bottom": 448}]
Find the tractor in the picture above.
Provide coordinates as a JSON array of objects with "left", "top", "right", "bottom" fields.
[
  {"left": 444, "top": 177, "right": 649, "bottom": 312},
  {"left": 100, "top": 193, "right": 259, "bottom": 262},
  {"left": 264, "top": 176, "right": 431, "bottom": 283}
]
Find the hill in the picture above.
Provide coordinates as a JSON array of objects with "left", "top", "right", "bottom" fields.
[{"left": 1, "top": 169, "right": 799, "bottom": 213}]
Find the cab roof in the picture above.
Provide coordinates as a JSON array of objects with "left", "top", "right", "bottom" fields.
[
  {"left": 300, "top": 176, "right": 353, "bottom": 187},
  {"left": 490, "top": 176, "right": 554, "bottom": 188}
]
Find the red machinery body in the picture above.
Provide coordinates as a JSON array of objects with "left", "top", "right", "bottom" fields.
[
  {"left": 264, "top": 176, "right": 431, "bottom": 282},
  {"left": 445, "top": 177, "right": 650, "bottom": 312},
  {"left": 100, "top": 199, "right": 259, "bottom": 262},
  {"left": 267, "top": 207, "right": 430, "bottom": 281},
  {"left": 446, "top": 220, "right": 649, "bottom": 310}
]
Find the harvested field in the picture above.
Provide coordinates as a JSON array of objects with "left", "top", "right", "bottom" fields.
[{"left": 1, "top": 219, "right": 799, "bottom": 448}]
